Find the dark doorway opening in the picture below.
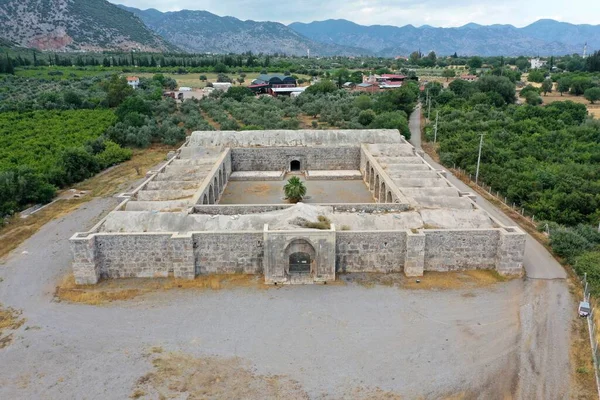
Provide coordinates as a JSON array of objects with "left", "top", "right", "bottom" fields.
[
  {"left": 290, "top": 160, "right": 301, "bottom": 171},
  {"left": 289, "top": 252, "right": 311, "bottom": 274}
]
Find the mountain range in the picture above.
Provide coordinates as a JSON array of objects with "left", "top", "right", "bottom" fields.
[
  {"left": 289, "top": 19, "right": 599, "bottom": 56},
  {"left": 0, "top": 0, "right": 598, "bottom": 56},
  {"left": 117, "top": 5, "right": 368, "bottom": 56}
]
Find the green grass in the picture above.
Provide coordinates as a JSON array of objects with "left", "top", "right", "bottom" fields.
[
  {"left": 15, "top": 67, "right": 119, "bottom": 80},
  {"left": 0, "top": 109, "right": 116, "bottom": 172}
]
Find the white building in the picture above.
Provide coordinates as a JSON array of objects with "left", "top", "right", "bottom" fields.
[
  {"left": 529, "top": 58, "right": 547, "bottom": 69},
  {"left": 126, "top": 76, "right": 139, "bottom": 89}
]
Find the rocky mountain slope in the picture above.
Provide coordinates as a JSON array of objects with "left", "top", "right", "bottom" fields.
[
  {"left": 118, "top": 6, "right": 372, "bottom": 56},
  {"left": 0, "top": 0, "right": 175, "bottom": 52},
  {"left": 289, "top": 19, "right": 600, "bottom": 56}
]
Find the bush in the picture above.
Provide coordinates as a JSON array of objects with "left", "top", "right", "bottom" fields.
[
  {"left": 58, "top": 147, "right": 100, "bottom": 185},
  {"left": 96, "top": 141, "right": 132, "bottom": 168},
  {"left": 584, "top": 87, "right": 600, "bottom": 104},
  {"left": 358, "top": 109, "right": 376, "bottom": 126},
  {"left": 549, "top": 228, "right": 593, "bottom": 262}
]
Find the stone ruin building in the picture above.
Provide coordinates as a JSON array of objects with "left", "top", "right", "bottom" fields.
[{"left": 70, "top": 129, "right": 526, "bottom": 285}]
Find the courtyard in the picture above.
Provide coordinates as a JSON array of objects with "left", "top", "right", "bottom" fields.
[{"left": 219, "top": 176, "right": 375, "bottom": 204}]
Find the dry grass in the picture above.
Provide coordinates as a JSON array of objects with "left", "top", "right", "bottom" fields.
[
  {"left": 302, "top": 215, "right": 332, "bottom": 230},
  {"left": 343, "top": 270, "right": 508, "bottom": 290},
  {"left": 0, "top": 304, "right": 25, "bottom": 349},
  {"left": 0, "top": 145, "right": 171, "bottom": 261},
  {"left": 55, "top": 274, "right": 269, "bottom": 305},
  {"left": 132, "top": 352, "right": 309, "bottom": 399},
  {"left": 569, "top": 282, "right": 597, "bottom": 399}
]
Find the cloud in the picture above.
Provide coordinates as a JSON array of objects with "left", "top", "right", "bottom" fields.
[{"left": 113, "top": 0, "right": 600, "bottom": 28}]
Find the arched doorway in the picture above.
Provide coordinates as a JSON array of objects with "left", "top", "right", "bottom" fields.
[
  {"left": 290, "top": 160, "right": 301, "bottom": 171},
  {"left": 284, "top": 238, "right": 316, "bottom": 276},
  {"left": 289, "top": 252, "right": 311, "bottom": 274}
]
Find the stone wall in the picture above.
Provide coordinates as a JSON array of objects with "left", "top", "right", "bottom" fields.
[
  {"left": 336, "top": 231, "right": 407, "bottom": 272},
  {"left": 95, "top": 234, "right": 174, "bottom": 279},
  {"left": 231, "top": 147, "right": 360, "bottom": 171},
  {"left": 193, "top": 232, "right": 264, "bottom": 274},
  {"left": 70, "top": 227, "right": 525, "bottom": 285},
  {"left": 193, "top": 203, "right": 411, "bottom": 215},
  {"left": 423, "top": 230, "right": 500, "bottom": 271}
]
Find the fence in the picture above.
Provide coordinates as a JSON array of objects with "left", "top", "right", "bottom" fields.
[
  {"left": 451, "top": 166, "right": 539, "bottom": 226},
  {"left": 452, "top": 164, "right": 600, "bottom": 395},
  {"left": 581, "top": 273, "right": 600, "bottom": 397}
]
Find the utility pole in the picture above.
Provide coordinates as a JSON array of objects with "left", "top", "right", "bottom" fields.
[
  {"left": 433, "top": 111, "right": 439, "bottom": 143},
  {"left": 427, "top": 93, "right": 432, "bottom": 120},
  {"left": 425, "top": 89, "right": 430, "bottom": 120},
  {"left": 475, "top": 133, "right": 484, "bottom": 184}
]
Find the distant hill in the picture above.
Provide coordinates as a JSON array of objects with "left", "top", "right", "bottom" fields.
[
  {"left": 0, "top": 0, "right": 175, "bottom": 52},
  {"left": 288, "top": 19, "right": 600, "bottom": 56},
  {"left": 118, "top": 6, "right": 372, "bottom": 56}
]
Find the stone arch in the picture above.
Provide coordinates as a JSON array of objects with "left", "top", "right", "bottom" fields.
[
  {"left": 374, "top": 174, "right": 380, "bottom": 200},
  {"left": 386, "top": 191, "right": 393, "bottom": 203},
  {"left": 218, "top": 169, "right": 223, "bottom": 193},
  {"left": 365, "top": 161, "right": 371, "bottom": 184},
  {"left": 202, "top": 194, "right": 208, "bottom": 204},
  {"left": 214, "top": 176, "right": 219, "bottom": 195},
  {"left": 284, "top": 238, "right": 317, "bottom": 275},
  {"left": 290, "top": 160, "right": 301, "bottom": 171},
  {"left": 380, "top": 181, "right": 386, "bottom": 203},
  {"left": 370, "top": 167, "right": 375, "bottom": 189},
  {"left": 208, "top": 185, "right": 215, "bottom": 204}
]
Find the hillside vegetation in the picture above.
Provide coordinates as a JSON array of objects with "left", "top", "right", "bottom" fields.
[{"left": 0, "top": 0, "right": 174, "bottom": 52}]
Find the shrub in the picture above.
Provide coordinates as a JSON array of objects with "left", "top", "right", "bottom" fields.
[
  {"left": 303, "top": 215, "right": 332, "bottom": 230},
  {"left": 283, "top": 176, "right": 306, "bottom": 203},
  {"left": 96, "top": 141, "right": 132, "bottom": 168}
]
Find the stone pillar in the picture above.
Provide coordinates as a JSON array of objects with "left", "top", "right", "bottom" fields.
[
  {"left": 70, "top": 235, "right": 99, "bottom": 285},
  {"left": 170, "top": 233, "right": 195, "bottom": 279},
  {"left": 496, "top": 228, "right": 526, "bottom": 276},
  {"left": 405, "top": 231, "right": 425, "bottom": 277}
]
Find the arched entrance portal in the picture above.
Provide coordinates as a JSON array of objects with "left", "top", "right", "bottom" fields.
[
  {"left": 290, "top": 160, "right": 301, "bottom": 171},
  {"left": 284, "top": 238, "right": 316, "bottom": 276}
]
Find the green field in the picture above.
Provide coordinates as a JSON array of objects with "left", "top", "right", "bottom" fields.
[{"left": 0, "top": 109, "right": 116, "bottom": 172}]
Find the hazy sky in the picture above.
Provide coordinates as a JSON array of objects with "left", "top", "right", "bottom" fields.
[{"left": 113, "top": 0, "right": 599, "bottom": 27}]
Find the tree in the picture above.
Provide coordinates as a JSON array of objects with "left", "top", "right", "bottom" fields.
[
  {"left": 527, "top": 69, "right": 545, "bottom": 83},
  {"left": 237, "top": 77, "right": 245, "bottom": 85},
  {"left": 223, "top": 86, "right": 253, "bottom": 101},
  {"left": 584, "top": 87, "right": 600, "bottom": 104},
  {"left": 541, "top": 79, "right": 553, "bottom": 96},
  {"left": 358, "top": 109, "right": 376, "bottom": 126},
  {"left": 283, "top": 176, "right": 306, "bottom": 203},
  {"left": 304, "top": 80, "right": 337, "bottom": 94},
  {"left": 199, "top": 75, "right": 207, "bottom": 82},
  {"left": 442, "top": 69, "right": 456, "bottom": 81},
  {"left": 214, "top": 63, "right": 228, "bottom": 73},
  {"left": 103, "top": 74, "right": 134, "bottom": 107},
  {"left": 557, "top": 78, "right": 570, "bottom": 96},
  {"left": 475, "top": 75, "right": 515, "bottom": 104},
  {"left": 525, "top": 91, "right": 543, "bottom": 105},
  {"left": 467, "top": 56, "right": 483, "bottom": 69}
]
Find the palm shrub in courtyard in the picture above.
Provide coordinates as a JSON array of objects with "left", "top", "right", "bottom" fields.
[{"left": 284, "top": 176, "right": 306, "bottom": 203}]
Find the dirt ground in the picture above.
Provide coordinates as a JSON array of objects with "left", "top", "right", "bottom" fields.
[{"left": 219, "top": 178, "right": 375, "bottom": 204}]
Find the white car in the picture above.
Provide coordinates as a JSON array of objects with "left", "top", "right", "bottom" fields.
[{"left": 579, "top": 301, "right": 591, "bottom": 317}]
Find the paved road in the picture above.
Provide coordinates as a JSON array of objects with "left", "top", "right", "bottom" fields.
[{"left": 409, "top": 104, "right": 566, "bottom": 280}]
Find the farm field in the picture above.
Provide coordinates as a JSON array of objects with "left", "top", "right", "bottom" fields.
[
  {"left": 0, "top": 109, "right": 116, "bottom": 172},
  {"left": 540, "top": 91, "right": 600, "bottom": 117}
]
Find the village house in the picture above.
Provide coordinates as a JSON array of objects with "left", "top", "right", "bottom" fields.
[{"left": 126, "top": 76, "right": 139, "bottom": 89}]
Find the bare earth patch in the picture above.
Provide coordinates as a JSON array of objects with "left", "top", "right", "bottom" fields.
[
  {"left": 0, "top": 304, "right": 25, "bottom": 349},
  {"left": 343, "top": 270, "right": 508, "bottom": 290},
  {"left": 55, "top": 274, "right": 269, "bottom": 305},
  {"left": 133, "top": 352, "right": 309, "bottom": 399}
]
